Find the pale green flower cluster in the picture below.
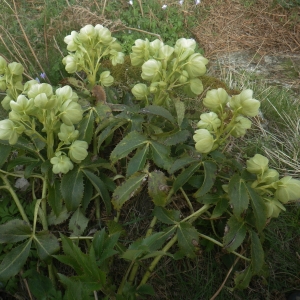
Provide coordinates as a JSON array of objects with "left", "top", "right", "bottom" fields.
[
  {"left": 0, "top": 56, "right": 24, "bottom": 110},
  {"left": 193, "top": 88, "right": 260, "bottom": 154},
  {"left": 0, "top": 82, "right": 88, "bottom": 174},
  {"left": 247, "top": 154, "right": 300, "bottom": 218},
  {"left": 62, "top": 24, "right": 124, "bottom": 88},
  {"left": 130, "top": 38, "right": 208, "bottom": 106}
]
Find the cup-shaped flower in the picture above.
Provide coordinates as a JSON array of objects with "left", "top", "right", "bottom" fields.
[
  {"left": 1, "top": 95, "right": 12, "bottom": 111},
  {"left": 185, "top": 53, "right": 208, "bottom": 78},
  {"left": 174, "top": 38, "right": 196, "bottom": 61},
  {"left": 23, "top": 79, "right": 39, "bottom": 93},
  {"left": 55, "top": 85, "right": 75, "bottom": 104},
  {"left": 50, "top": 151, "right": 74, "bottom": 174},
  {"left": 27, "top": 83, "right": 53, "bottom": 99},
  {"left": 78, "top": 24, "right": 97, "bottom": 42},
  {"left": 141, "top": 59, "right": 162, "bottom": 81},
  {"left": 246, "top": 154, "right": 269, "bottom": 175},
  {"left": 0, "top": 119, "right": 24, "bottom": 145},
  {"left": 193, "top": 129, "right": 215, "bottom": 153},
  {"left": 229, "top": 89, "right": 260, "bottom": 117},
  {"left": 58, "top": 123, "right": 79, "bottom": 144},
  {"left": 230, "top": 116, "right": 252, "bottom": 137},
  {"left": 259, "top": 169, "right": 279, "bottom": 184},
  {"left": 189, "top": 78, "right": 203, "bottom": 95},
  {"left": 95, "top": 24, "right": 114, "bottom": 45},
  {"left": 158, "top": 45, "right": 174, "bottom": 60},
  {"left": 0, "top": 56, "right": 7, "bottom": 74},
  {"left": 10, "top": 95, "right": 34, "bottom": 114},
  {"left": 197, "top": 112, "right": 221, "bottom": 132},
  {"left": 62, "top": 55, "right": 78, "bottom": 73},
  {"left": 69, "top": 140, "right": 88, "bottom": 163},
  {"left": 100, "top": 71, "right": 114, "bottom": 87},
  {"left": 130, "top": 39, "right": 150, "bottom": 66},
  {"left": 132, "top": 83, "right": 149, "bottom": 100},
  {"left": 59, "top": 99, "right": 83, "bottom": 125},
  {"left": 149, "top": 39, "right": 164, "bottom": 57},
  {"left": 34, "top": 93, "right": 57, "bottom": 109},
  {"left": 8, "top": 62, "right": 24, "bottom": 75},
  {"left": 0, "top": 77, "right": 6, "bottom": 91},
  {"left": 274, "top": 176, "right": 300, "bottom": 203},
  {"left": 64, "top": 31, "right": 80, "bottom": 51},
  {"left": 109, "top": 49, "right": 125, "bottom": 66},
  {"left": 179, "top": 70, "right": 189, "bottom": 83},
  {"left": 203, "top": 88, "right": 230, "bottom": 112},
  {"left": 264, "top": 198, "right": 286, "bottom": 218}
]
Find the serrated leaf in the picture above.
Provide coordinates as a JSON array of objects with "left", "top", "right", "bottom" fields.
[
  {"left": 34, "top": 231, "right": 60, "bottom": 260},
  {"left": 82, "top": 169, "right": 111, "bottom": 214},
  {"left": 211, "top": 198, "right": 229, "bottom": 218},
  {"left": 223, "top": 216, "right": 247, "bottom": 252},
  {"left": 148, "top": 171, "right": 169, "bottom": 207},
  {"left": 153, "top": 207, "right": 180, "bottom": 225},
  {"left": 0, "top": 239, "right": 32, "bottom": 281},
  {"left": 197, "top": 193, "right": 224, "bottom": 204},
  {"left": 137, "top": 284, "right": 155, "bottom": 296},
  {"left": 160, "top": 130, "right": 190, "bottom": 146},
  {"left": 0, "top": 219, "right": 31, "bottom": 243},
  {"left": 7, "top": 156, "right": 40, "bottom": 171},
  {"left": 61, "top": 166, "right": 84, "bottom": 211},
  {"left": 177, "top": 222, "right": 199, "bottom": 258},
  {"left": 47, "top": 207, "right": 70, "bottom": 226},
  {"left": 168, "top": 157, "right": 200, "bottom": 174},
  {"left": 48, "top": 179, "right": 63, "bottom": 217},
  {"left": 78, "top": 109, "right": 94, "bottom": 144},
  {"left": 0, "top": 143, "right": 11, "bottom": 168},
  {"left": 173, "top": 162, "right": 202, "bottom": 193},
  {"left": 127, "top": 144, "right": 149, "bottom": 177},
  {"left": 110, "top": 131, "right": 148, "bottom": 163},
  {"left": 0, "top": 136, "right": 37, "bottom": 155},
  {"left": 194, "top": 161, "right": 217, "bottom": 198},
  {"left": 94, "top": 102, "right": 112, "bottom": 120},
  {"left": 69, "top": 208, "right": 89, "bottom": 237},
  {"left": 246, "top": 184, "right": 267, "bottom": 232},
  {"left": 82, "top": 179, "right": 93, "bottom": 211},
  {"left": 174, "top": 100, "right": 185, "bottom": 127},
  {"left": 112, "top": 173, "right": 147, "bottom": 211},
  {"left": 234, "top": 267, "right": 252, "bottom": 290},
  {"left": 249, "top": 230, "right": 264, "bottom": 274},
  {"left": 228, "top": 175, "right": 249, "bottom": 219},
  {"left": 24, "top": 161, "right": 40, "bottom": 178},
  {"left": 140, "top": 105, "right": 175, "bottom": 124},
  {"left": 150, "top": 140, "right": 172, "bottom": 170}
]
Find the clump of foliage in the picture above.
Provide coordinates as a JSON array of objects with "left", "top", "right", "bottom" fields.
[{"left": 0, "top": 24, "right": 299, "bottom": 299}]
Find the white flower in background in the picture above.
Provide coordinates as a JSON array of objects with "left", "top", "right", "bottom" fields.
[
  {"left": 195, "top": 0, "right": 201, "bottom": 4},
  {"left": 179, "top": 0, "right": 184, "bottom": 5},
  {"left": 162, "top": 4, "right": 167, "bottom": 9},
  {"left": 128, "top": 0, "right": 133, "bottom": 5}
]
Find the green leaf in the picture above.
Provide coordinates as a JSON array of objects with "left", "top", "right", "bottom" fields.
[
  {"left": 223, "top": 216, "right": 247, "bottom": 252},
  {"left": 150, "top": 140, "right": 172, "bottom": 170},
  {"left": 249, "top": 230, "right": 264, "bottom": 274},
  {"left": 168, "top": 157, "right": 200, "bottom": 174},
  {"left": 228, "top": 175, "right": 249, "bottom": 218},
  {"left": 82, "top": 169, "right": 111, "bottom": 214},
  {"left": 194, "top": 161, "right": 217, "bottom": 198},
  {"left": 211, "top": 198, "right": 229, "bottom": 218},
  {"left": 24, "top": 161, "right": 40, "bottom": 178},
  {"left": 7, "top": 156, "right": 40, "bottom": 171},
  {"left": 47, "top": 207, "right": 70, "bottom": 226},
  {"left": 48, "top": 179, "right": 63, "bottom": 217},
  {"left": 0, "top": 136, "right": 37, "bottom": 155},
  {"left": 174, "top": 100, "right": 185, "bottom": 127},
  {"left": 127, "top": 144, "right": 149, "bottom": 177},
  {"left": 0, "top": 143, "right": 11, "bottom": 168},
  {"left": 78, "top": 109, "right": 94, "bottom": 144},
  {"left": 153, "top": 206, "right": 180, "bottom": 224},
  {"left": 160, "top": 130, "right": 190, "bottom": 146},
  {"left": 148, "top": 171, "right": 169, "bottom": 207},
  {"left": 69, "top": 208, "right": 89, "bottom": 237},
  {"left": 61, "top": 166, "right": 84, "bottom": 211},
  {"left": 234, "top": 267, "right": 252, "bottom": 290},
  {"left": 177, "top": 222, "right": 199, "bottom": 258},
  {"left": 82, "top": 179, "right": 93, "bottom": 212},
  {"left": 94, "top": 102, "right": 112, "bottom": 121},
  {"left": 112, "top": 173, "right": 147, "bottom": 211},
  {"left": 137, "top": 284, "right": 155, "bottom": 296},
  {"left": 140, "top": 105, "right": 175, "bottom": 124},
  {"left": 110, "top": 131, "right": 148, "bottom": 164},
  {"left": 246, "top": 184, "right": 267, "bottom": 232},
  {"left": 197, "top": 193, "right": 222, "bottom": 204},
  {"left": 0, "top": 239, "right": 32, "bottom": 281},
  {"left": 173, "top": 162, "right": 202, "bottom": 193},
  {"left": 0, "top": 219, "right": 31, "bottom": 243},
  {"left": 34, "top": 231, "right": 60, "bottom": 260}
]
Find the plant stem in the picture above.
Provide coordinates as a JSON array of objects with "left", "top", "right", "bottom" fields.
[
  {"left": 117, "top": 261, "right": 135, "bottom": 295},
  {"left": 180, "top": 187, "right": 194, "bottom": 213},
  {"left": 0, "top": 174, "right": 29, "bottom": 223},
  {"left": 40, "top": 175, "right": 48, "bottom": 230},
  {"left": 181, "top": 204, "right": 211, "bottom": 223}
]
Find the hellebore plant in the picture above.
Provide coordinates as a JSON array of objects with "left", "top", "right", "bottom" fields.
[{"left": 0, "top": 24, "right": 299, "bottom": 300}]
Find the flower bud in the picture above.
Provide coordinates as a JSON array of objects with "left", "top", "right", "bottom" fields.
[
  {"left": 68, "top": 140, "right": 88, "bottom": 163},
  {"left": 62, "top": 55, "right": 77, "bottom": 73},
  {"left": 274, "top": 176, "right": 300, "bottom": 203},
  {"left": 0, "top": 77, "right": 6, "bottom": 91},
  {"left": 1, "top": 95, "right": 13, "bottom": 111},
  {"left": 132, "top": 83, "right": 149, "bottom": 100},
  {"left": 264, "top": 198, "right": 286, "bottom": 218},
  {"left": 0, "top": 119, "right": 24, "bottom": 145},
  {"left": 58, "top": 123, "right": 79, "bottom": 144},
  {"left": 203, "top": 88, "right": 230, "bottom": 112},
  {"left": 178, "top": 70, "right": 189, "bottom": 83},
  {"left": 64, "top": 31, "right": 80, "bottom": 51},
  {"left": 259, "top": 169, "right": 279, "bottom": 184},
  {"left": 229, "top": 89, "right": 260, "bottom": 117},
  {"left": 0, "top": 56, "right": 7, "bottom": 74},
  {"left": 193, "top": 129, "right": 215, "bottom": 154},
  {"left": 185, "top": 53, "right": 208, "bottom": 78},
  {"left": 246, "top": 154, "right": 269, "bottom": 175},
  {"left": 100, "top": 71, "right": 114, "bottom": 87},
  {"left": 189, "top": 78, "right": 203, "bottom": 95},
  {"left": 130, "top": 39, "right": 150, "bottom": 66},
  {"left": 141, "top": 59, "right": 162, "bottom": 81},
  {"left": 197, "top": 112, "right": 221, "bottom": 132},
  {"left": 8, "top": 62, "right": 24, "bottom": 75},
  {"left": 95, "top": 24, "right": 113, "bottom": 45},
  {"left": 50, "top": 151, "right": 74, "bottom": 174},
  {"left": 230, "top": 115, "right": 252, "bottom": 137}
]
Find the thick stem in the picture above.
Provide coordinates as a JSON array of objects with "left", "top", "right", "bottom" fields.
[
  {"left": 39, "top": 175, "right": 48, "bottom": 230},
  {"left": 180, "top": 187, "right": 194, "bottom": 213}
]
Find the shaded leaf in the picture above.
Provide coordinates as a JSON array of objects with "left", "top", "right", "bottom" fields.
[
  {"left": 160, "top": 130, "right": 190, "bottom": 146},
  {"left": 82, "top": 179, "right": 93, "bottom": 212},
  {"left": 150, "top": 140, "right": 172, "bottom": 170},
  {"left": 69, "top": 208, "right": 89, "bottom": 237},
  {"left": 234, "top": 267, "right": 252, "bottom": 290},
  {"left": 48, "top": 179, "right": 63, "bottom": 217},
  {"left": 78, "top": 109, "right": 94, "bottom": 144},
  {"left": 0, "top": 219, "right": 31, "bottom": 243},
  {"left": 34, "top": 231, "right": 60, "bottom": 260},
  {"left": 177, "top": 222, "right": 199, "bottom": 258},
  {"left": 194, "top": 161, "right": 217, "bottom": 197},
  {"left": 148, "top": 171, "right": 169, "bottom": 207},
  {"left": 153, "top": 206, "right": 180, "bottom": 225},
  {"left": 47, "top": 207, "right": 70, "bottom": 226},
  {"left": 174, "top": 100, "right": 185, "bottom": 127},
  {"left": 211, "top": 198, "right": 229, "bottom": 218},
  {"left": 249, "top": 230, "right": 264, "bottom": 274},
  {"left": 7, "top": 156, "right": 40, "bottom": 171},
  {"left": 140, "top": 105, "right": 175, "bottom": 124},
  {"left": 168, "top": 157, "right": 200, "bottom": 174},
  {"left": 127, "top": 144, "right": 149, "bottom": 177},
  {"left": 0, "top": 143, "right": 11, "bottom": 168},
  {"left": 0, "top": 136, "right": 37, "bottom": 155}
]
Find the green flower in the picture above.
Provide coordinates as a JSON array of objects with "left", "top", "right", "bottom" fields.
[
  {"left": 64, "top": 31, "right": 80, "bottom": 51},
  {"left": 158, "top": 45, "right": 174, "bottom": 60},
  {"left": 1, "top": 95, "right": 13, "bottom": 110},
  {"left": 59, "top": 100, "right": 83, "bottom": 125},
  {"left": 259, "top": 169, "right": 279, "bottom": 184},
  {"left": 109, "top": 49, "right": 125, "bottom": 66},
  {"left": 58, "top": 123, "right": 79, "bottom": 144},
  {"left": 149, "top": 39, "right": 164, "bottom": 57},
  {"left": 185, "top": 53, "right": 208, "bottom": 78},
  {"left": 50, "top": 151, "right": 74, "bottom": 174},
  {"left": 0, "top": 119, "right": 24, "bottom": 145},
  {"left": 100, "top": 71, "right": 114, "bottom": 87},
  {"left": 55, "top": 85, "right": 75, "bottom": 104},
  {"left": 69, "top": 140, "right": 88, "bottom": 163},
  {"left": 193, "top": 129, "right": 215, "bottom": 154},
  {"left": 95, "top": 24, "right": 114, "bottom": 45},
  {"left": 9, "top": 95, "right": 34, "bottom": 114},
  {"left": 7, "top": 62, "right": 24, "bottom": 75},
  {"left": 27, "top": 83, "right": 53, "bottom": 99},
  {"left": 62, "top": 55, "right": 78, "bottom": 73},
  {"left": 230, "top": 116, "right": 252, "bottom": 137},
  {"left": 178, "top": 70, "right": 189, "bottom": 84},
  {"left": 189, "top": 78, "right": 203, "bottom": 95},
  {"left": 197, "top": 112, "right": 221, "bottom": 132},
  {"left": 130, "top": 39, "right": 150, "bottom": 66},
  {"left": 246, "top": 154, "right": 269, "bottom": 175},
  {"left": 229, "top": 89, "right": 260, "bottom": 117},
  {"left": 78, "top": 24, "right": 97, "bottom": 42},
  {"left": 264, "top": 198, "right": 286, "bottom": 218},
  {"left": 34, "top": 93, "right": 57, "bottom": 109},
  {"left": 0, "top": 77, "right": 6, "bottom": 91},
  {"left": 203, "top": 88, "right": 230, "bottom": 112},
  {"left": 0, "top": 56, "right": 7, "bottom": 74},
  {"left": 174, "top": 38, "right": 196, "bottom": 61},
  {"left": 23, "top": 79, "right": 39, "bottom": 93},
  {"left": 132, "top": 83, "right": 149, "bottom": 100},
  {"left": 274, "top": 176, "right": 300, "bottom": 204},
  {"left": 141, "top": 59, "right": 162, "bottom": 81}
]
